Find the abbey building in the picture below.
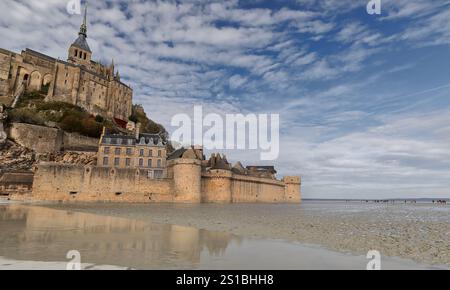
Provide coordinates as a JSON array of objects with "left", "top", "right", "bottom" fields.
[{"left": 0, "top": 7, "right": 132, "bottom": 122}]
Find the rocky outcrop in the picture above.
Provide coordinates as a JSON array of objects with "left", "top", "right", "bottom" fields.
[
  {"left": 0, "top": 140, "right": 35, "bottom": 172},
  {"left": 0, "top": 139, "right": 97, "bottom": 173},
  {"left": 50, "top": 151, "right": 97, "bottom": 166}
]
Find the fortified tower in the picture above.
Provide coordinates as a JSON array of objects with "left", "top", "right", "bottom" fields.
[
  {"left": 282, "top": 176, "right": 302, "bottom": 203},
  {"left": 201, "top": 154, "right": 233, "bottom": 203},
  {"left": 167, "top": 148, "right": 202, "bottom": 203}
]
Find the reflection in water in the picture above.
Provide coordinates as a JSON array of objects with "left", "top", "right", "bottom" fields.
[
  {"left": 0, "top": 204, "right": 439, "bottom": 270},
  {"left": 0, "top": 205, "right": 241, "bottom": 269}
]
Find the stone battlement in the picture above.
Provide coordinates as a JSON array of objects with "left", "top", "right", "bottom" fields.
[{"left": 32, "top": 159, "right": 301, "bottom": 203}]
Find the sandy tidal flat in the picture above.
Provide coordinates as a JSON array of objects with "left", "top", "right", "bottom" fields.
[{"left": 43, "top": 201, "right": 450, "bottom": 267}]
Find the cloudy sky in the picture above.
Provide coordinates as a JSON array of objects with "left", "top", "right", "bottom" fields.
[{"left": 1, "top": 0, "right": 450, "bottom": 199}]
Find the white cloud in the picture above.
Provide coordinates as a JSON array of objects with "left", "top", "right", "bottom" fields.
[{"left": 1, "top": 0, "right": 449, "bottom": 199}]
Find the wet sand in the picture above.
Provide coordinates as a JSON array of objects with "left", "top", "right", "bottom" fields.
[
  {"left": 0, "top": 257, "right": 129, "bottom": 270},
  {"left": 43, "top": 201, "right": 450, "bottom": 267},
  {"left": 0, "top": 203, "right": 445, "bottom": 270}
]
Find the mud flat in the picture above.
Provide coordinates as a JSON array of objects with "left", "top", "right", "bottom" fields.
[
  {"left": 41, "top": 201, "right": 450, "bottom": 268},
  {"left": 0, "top": 203, "right": 445, "bottom": 270}
]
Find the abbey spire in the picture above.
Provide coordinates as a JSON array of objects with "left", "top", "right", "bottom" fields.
[
  {"left": 68, "top": 2, "right": 92, "bottom": 65},
  {"left": 79, "top": 4, "right": 88, "bottom": 38}
]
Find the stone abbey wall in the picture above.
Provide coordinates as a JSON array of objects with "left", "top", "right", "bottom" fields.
[
  {"left": 7, "top": 123, "right": 98, "bottom": 153},
  {"left": 8, "top": 123, "right": 64, "bottom": 153},
  {"left": 201, "top": 170, "right": 299, "bottom": 203},
  {"left": 32, "top": 163, "right": 173, "bottom": 202},
  {"left": 63, "top": 132, "right": 99, "bottom": 151},
  {"left": 32, "top": 160, "right": 301, "bottom": 203},
  {"left": 231, "top": 174, "right": 287, "bottom": 203}
]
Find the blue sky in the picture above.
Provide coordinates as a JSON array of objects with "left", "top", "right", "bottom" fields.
[{"left": 1, "top": 0, "right": 450, "bottom": 199}]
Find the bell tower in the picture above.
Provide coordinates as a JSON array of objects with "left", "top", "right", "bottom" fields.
[{"left": 68, "top": 4, "right": 92, "bottom": 66}]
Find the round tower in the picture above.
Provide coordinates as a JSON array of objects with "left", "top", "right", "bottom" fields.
[
  {"left": 169, "top": 158, "right": 202, "bottom": 203},
  {"left": 283, "top": 176, "right": 302, "bottom": 203},
  {"left": 201, "top": 169, "right": 233, "bottom": 203}
]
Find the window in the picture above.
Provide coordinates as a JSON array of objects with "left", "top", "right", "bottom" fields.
[
  {"left": 139, "top": 149, "right": 144, "bottom": 156},
  {"left": 157, "top": 159, "right": 162, "bottom": 168},
  {"left": 103, "top": 157, "right": 109, "bottom": 166},
  {"left": 139, "top": 158, "right": 144, "bottom": 167},
  {"left": 126, "top": 158, "right": 131, "bottom": 167},
  {"left": 126, "top": 148, "right": 133, "bottom": 155},
  {"left": 104, "top": 147, "right": 110, "bottom": 154},
  {"left": 74, "top": 49, "right": 78, "bottom": 57},
  {"left": 148, "top": 159, "right": 152, "bottom": 168},
  {"left": 114, "top": 158, "right": 120, "bottom": 166},
  {"left": 149, "top": 150, "right": 153, "bottom": 157},
  {"left": 84, "top": 53, "right": 87, "bottom": 60},
  {"left": 158, "top": 150, "right": 162, "bottom": 157},
  {"left": 115, "top": 148, "right": 121, "bottom": 155},
  {"left": 127, "top": 139, "right": 133, "bottom": 145}
]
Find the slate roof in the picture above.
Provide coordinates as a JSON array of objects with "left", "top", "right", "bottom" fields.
[
  {"left": 167, "top": 148, "right": 187, "bottom": 160},
  {"left": 25, "top": 48, "right": 57, "bottom": 62},
  {"left": 71, "top": 35, "right": 92, "bottom": 53},
  {"left": 101, "top": 133, "right": 163, "bottom": 147},
  {"left": 246, "top": 166, "right": 277, "bottom": 174}
]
